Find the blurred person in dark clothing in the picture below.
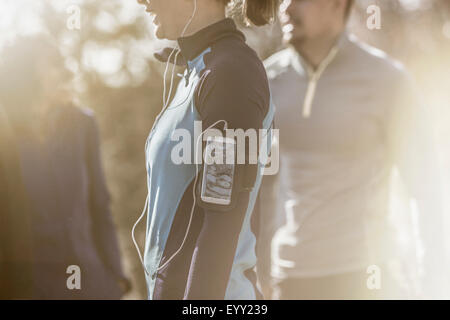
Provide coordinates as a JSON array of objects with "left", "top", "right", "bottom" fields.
[
  {"left": 0, "top": 106, "right": 34, "bottom": 299},
  {"left": 0, "top": 35, "right": 130, "bottom": 299},
  {"left": 257, "top": 0, "right": 445, "bottom": 299}
]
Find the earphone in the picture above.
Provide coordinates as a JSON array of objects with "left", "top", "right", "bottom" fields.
[{"left": 132, "top": 0, "right": 202, "bottom": 277}]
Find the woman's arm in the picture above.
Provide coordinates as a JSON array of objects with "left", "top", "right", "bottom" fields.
[
  {"left": 184, "top": 192, "right": 251, "bottom": 299},
  {"left": 183, "top": 62, "right": 269, "bottom": 299}
]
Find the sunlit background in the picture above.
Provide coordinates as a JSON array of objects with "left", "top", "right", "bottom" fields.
[{"left": 0, "top": 0, "right": 449, "bottom": 299}]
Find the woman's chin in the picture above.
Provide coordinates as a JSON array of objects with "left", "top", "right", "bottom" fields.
[
  {"left": 154, "top": 27, "right": 163, "bottom": 40},
  {"left": 154, "top": 25, "right": 178, "bottom": 41}
]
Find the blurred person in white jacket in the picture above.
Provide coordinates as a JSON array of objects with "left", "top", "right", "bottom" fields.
[{"left": 257, "top": 0, "right": 446, "bottom": 299}]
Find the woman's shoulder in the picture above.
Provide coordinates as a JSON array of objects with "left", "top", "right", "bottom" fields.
[
  {"left": 195, "top": 39, "right": 270, "bottom": 127},
  {"left": 206, "top": 36, "right": 267, "bottom": 80}
]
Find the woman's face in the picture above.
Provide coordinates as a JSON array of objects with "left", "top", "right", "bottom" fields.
[{"left": 137, "top": 0, "right": 197, "bottom": 40}]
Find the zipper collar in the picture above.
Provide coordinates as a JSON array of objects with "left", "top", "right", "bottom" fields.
[{"left": 290, "top": 32, "right": 348, "bottom": 118}]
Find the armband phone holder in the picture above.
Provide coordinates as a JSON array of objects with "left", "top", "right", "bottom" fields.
[{"left": 196, "top": 136, "right": 251, "bottom": 212}]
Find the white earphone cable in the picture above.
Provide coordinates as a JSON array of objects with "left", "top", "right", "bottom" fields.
[
  {"left": 162, "top": 48, "right": 178, "bottom": 108},
  {"left": 131, "top": 194, "right": 150, "bottom": 275}
]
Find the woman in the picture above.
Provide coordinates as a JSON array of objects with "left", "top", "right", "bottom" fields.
[
  {"left": 0, "top": 35, "right": 129, "bottom": 299},
  {"left": 133, "top": 0, "right": 279, "bottom": 299}
]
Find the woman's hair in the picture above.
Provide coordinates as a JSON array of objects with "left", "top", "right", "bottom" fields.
[
  {"left": 221, "top": 0, "right": 280, "bottom": 26},
  {"left": 0, "top": 34, "right": 70, "bottom": 135}
]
